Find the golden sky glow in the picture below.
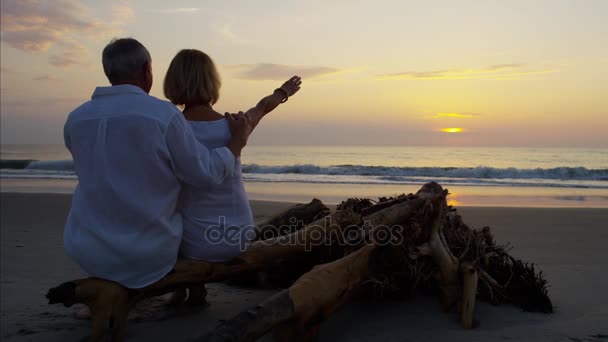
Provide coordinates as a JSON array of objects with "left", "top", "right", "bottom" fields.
[{"left": 1, "top": 0, "right": 607, "bottom": 146}]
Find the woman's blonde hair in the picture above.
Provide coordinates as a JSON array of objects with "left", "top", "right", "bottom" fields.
[{"left": 164, "top": 49, "right": 221, "bottom": 106}]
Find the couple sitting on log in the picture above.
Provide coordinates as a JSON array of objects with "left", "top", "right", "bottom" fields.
[{"left": 63, "top": 38, "right": 301, "bottom": 306}]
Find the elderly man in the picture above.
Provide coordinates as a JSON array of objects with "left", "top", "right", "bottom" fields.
[{"left": 63, "top": 38, "right": 249, "bottom": 289}]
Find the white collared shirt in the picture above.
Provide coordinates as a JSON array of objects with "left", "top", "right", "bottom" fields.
[{"left": 63, "top": 84, "right": 235, "bottom": 288}]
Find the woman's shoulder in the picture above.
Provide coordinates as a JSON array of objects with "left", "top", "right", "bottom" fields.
[
  {"left": 188, "top": 117, "right": 229, "bottom": 130},
  {"left": 188, "top": 119, "right": 231, "bottom": 146}
]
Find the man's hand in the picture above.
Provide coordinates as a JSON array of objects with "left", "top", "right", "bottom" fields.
[
  {"left": 279, "top": 76, "right": 302, "bottom": 97},
  {"left": 225, "top": 111, "right": 250, "bottom": 158}
]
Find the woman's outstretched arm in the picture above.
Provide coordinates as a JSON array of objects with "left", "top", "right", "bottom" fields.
[{"left": 243, "top": 76, "right": 301, "bottom": 130}]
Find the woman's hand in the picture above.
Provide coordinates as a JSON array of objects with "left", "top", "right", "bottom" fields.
[
  {"left": 225, "top": 111, "right": 251, "bottom": 157},
  {"left": 279, "top": 76, "right": 302, "bottom": 97},
  {"left": 240, "top": 77, "right": 301, "bottom": 135}
]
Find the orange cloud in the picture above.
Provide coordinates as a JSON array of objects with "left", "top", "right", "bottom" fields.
[
  {"left": 32, "top": 74, "right": 60, "bottom": 81},
  {"left": 0, "top": 0, "right": 133, "bottom": 67},
  {"left": 378, "top": 64, "right": 557, "bottom": 80},
  {"left": 228, "top": 63, "right": 343, "bottom": 81},
  {"left": 48, "top": 40, "right": 90, "bottom": 68},
  {"left": 145, "top": 8, "right": 201, "bottom": 14}
]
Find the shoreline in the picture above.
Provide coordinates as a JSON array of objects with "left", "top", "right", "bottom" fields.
[
  {"left": 1, "top": 192, "right": 607, "bottom": 341},
  {"left": 2, "top": 178, "right": 608, "bottom": 208}
]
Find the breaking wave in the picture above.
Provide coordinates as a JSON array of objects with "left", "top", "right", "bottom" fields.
[{"left": 2, "top": 159, "right": 607, "bottom": 189}]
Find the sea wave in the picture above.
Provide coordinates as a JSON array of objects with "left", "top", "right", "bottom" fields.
[
  {"left": 2, "top": 159, "right": 608, "bottom": 180},
  {"left": 26, "top": 159, "right": 74, "bottom": 171},
  {"left": 2, "top": 159, "right": 608, "bottom": 188},
  {"left": 241, "top": 163, "right": 608, "bottom": 181}
]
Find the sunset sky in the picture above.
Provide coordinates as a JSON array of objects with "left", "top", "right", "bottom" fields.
[{"left": 1, "top": 0, "right": 607, "bottom": 146}]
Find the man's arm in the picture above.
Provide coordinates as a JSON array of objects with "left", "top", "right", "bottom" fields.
[
  {"left": 63, "top": 123, "right": 71, "bottom": 150},
  {"left": 225, "top": 113, "right": 250, "bottom": 157},
  {"left": 165, "top": 113, "right": 248, "bottom": 186},
  {"left": 245, "top": 76, "right": 302, "bottom": 131}
]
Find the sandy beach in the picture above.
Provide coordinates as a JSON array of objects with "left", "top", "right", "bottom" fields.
[{"left": 1, "top": 192, "right": 607, "bottom": 341}]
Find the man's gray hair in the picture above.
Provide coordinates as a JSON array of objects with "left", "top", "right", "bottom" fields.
[{"left": 102, "top": 38, "right": 151, "bottom": 84}]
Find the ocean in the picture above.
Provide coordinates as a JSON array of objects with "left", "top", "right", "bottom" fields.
[{"left": 2, "top": 144, "right": 607, "bottom": 207}]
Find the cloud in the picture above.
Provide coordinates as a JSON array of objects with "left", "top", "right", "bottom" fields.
[
  {"left": 378, "top": 64, "right": 557, "bottom": 80},
  {"left": 49, "top": 40, "right": 90, "bottom": 68},
  {"left": 215, "top": 23, "right": 253, "bottom": 45},
  {"left": 218, "top": 24, "right": 239, "bottom": 42},
  {"left": 33, "top": 74, "right": 60, "bottom": 81},
  {"left": 145, "top": 8, "right": 200, "bottom": 14},
  {"left": 110, "top": 4, "right": 135, "bottom": 27},
  {"left": 485, "top": 64, "right": 523, "bottom": 70},
  {"left": 228, "top": 63, "right": 342, "bottom": 81},
  {"left": 0, "top": 0, "right": 133, "bottom": 66}
]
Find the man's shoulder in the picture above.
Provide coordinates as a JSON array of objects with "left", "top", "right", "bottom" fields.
[
  {"left": 66, "top": 100, "right": 95, "bottom": 122},
  {"left": 144, "top": 96, "right": 181, "bottom": 116},
  {"left": 68, "top": 93, "right": 181, "bottom": 126},
  {"left": 70, "top": 99, "right": 94, "bottom": 112},
  {"left": 129, "top": 94, "right": 182, "bottom": 124}
]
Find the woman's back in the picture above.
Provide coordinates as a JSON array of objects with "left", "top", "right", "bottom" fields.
[{"left": 179, "top": 118, "right": 254, "bottom": 262}]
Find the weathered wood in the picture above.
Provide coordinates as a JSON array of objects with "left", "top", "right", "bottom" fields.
[
  {"left": 201, "top": 245, "right": 375, "bottom": 342},
  {"left": 255, "top": 198, "right": 329, "bottom": 240},
  {"left": 426, "top": 197, "right": 460, "bottom": 310},
  {"left": 237, "top": 209, "right": 360, "bottom": 268},
  {"left": 273, "top": 244, "right": 375, "bottom": 342},
  {"left": 46, "top": 278, "right": 135, "bottom": 342},
  {"left": 198, "top": 289, "right": 295, "bottom": 342},
  {"left": 202, "top": 185, "right": 444, "bottom": 342},
  {"left": 46, "top": 201, "right": 358, "bottom": 342},
  {"left": 460, "top": 262, "right": 478, "bottom": 329},
  {"left": 47, "top": 182, "right": 553, "bottom": 341},
  {"left": 203, "top": 182, "right": 551, "bottom": 340},
  {"left": 214, "top": 199, "right": 330, "bottom": 288}
]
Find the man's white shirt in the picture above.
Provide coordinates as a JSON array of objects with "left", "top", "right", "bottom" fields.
[{"left": 63, "top": 84, "right": 235, "bottom": 288}]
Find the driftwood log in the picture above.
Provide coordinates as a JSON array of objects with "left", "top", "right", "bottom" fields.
[
  {"left": 46, "top": 199, "right": 356, "bottom": 341},
  {"left": 46, "top": 183, "right": 552, "bottom": 342},
  {"left": 202, "top": 183, "right": 552, "bottom": 341}
]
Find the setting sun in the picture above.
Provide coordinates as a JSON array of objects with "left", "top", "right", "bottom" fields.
[{"left": 441, "top": 128, "right": 464, "bottom": 133}]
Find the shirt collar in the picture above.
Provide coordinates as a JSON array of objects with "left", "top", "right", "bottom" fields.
[{"left": 92, "top": 84, "right": 147, "bottom": 99}]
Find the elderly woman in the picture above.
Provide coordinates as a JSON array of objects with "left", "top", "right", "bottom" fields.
[{"left": 163, "top": 49, "right": 301, "bottom": 304}]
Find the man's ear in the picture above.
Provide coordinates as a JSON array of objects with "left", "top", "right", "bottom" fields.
[
  {"left": 142, "top": 61, "right": 153, "bottom": 92},
  {"left": 143, "top": 62, "right": 152, "bottom": 79}
]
